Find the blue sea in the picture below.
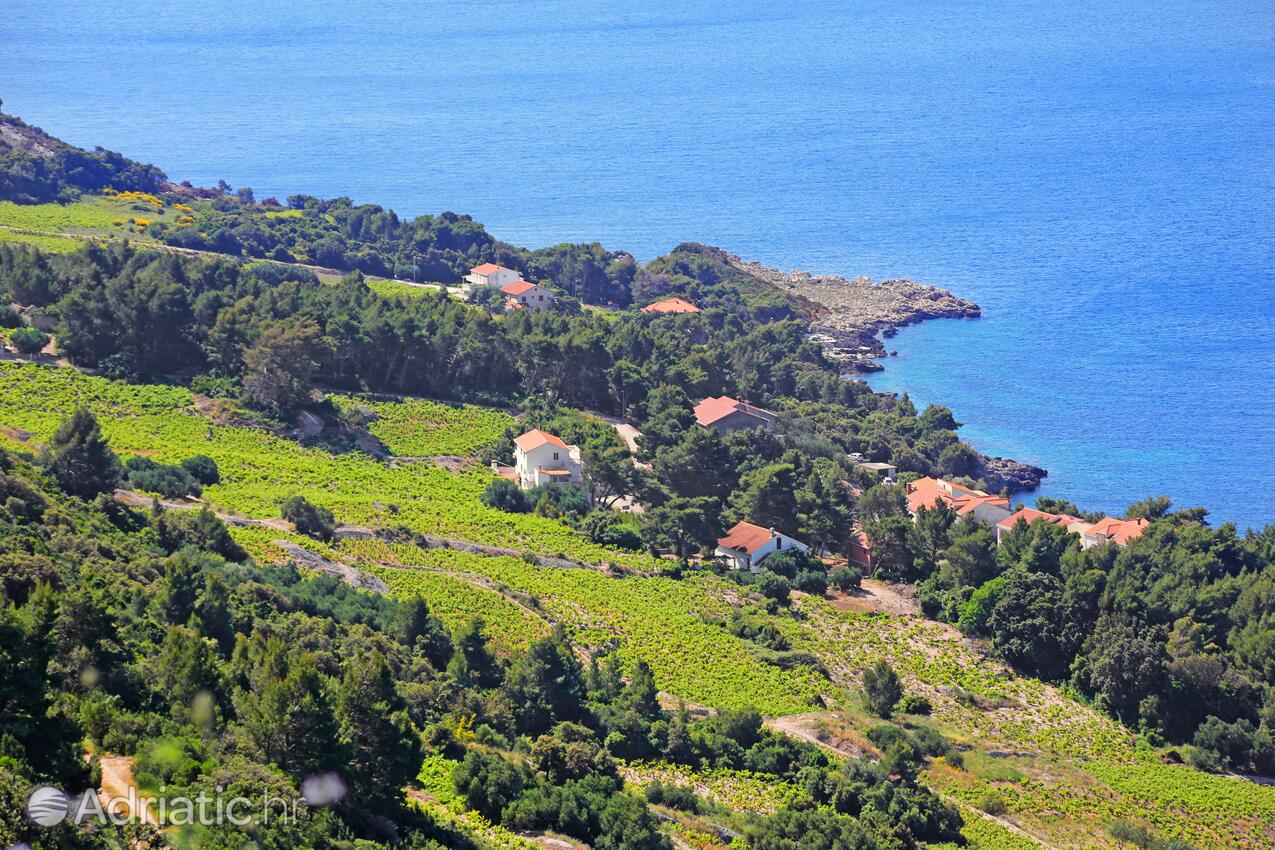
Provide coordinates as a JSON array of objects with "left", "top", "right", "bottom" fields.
[{"left": 4, "top": 0, "right": 1273, "bottom": 528}]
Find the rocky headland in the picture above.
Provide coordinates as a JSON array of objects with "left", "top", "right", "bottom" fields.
[
  {"left": 731, "top": 257, "right": 981, "bottom": 373},
  {"left": 732, "top": 256, "right": 1045, "bottom": 493}
]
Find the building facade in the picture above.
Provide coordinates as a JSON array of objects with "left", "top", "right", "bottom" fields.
[
  {"left": 466, "top": 263, "right": 522, "bottom": 289},
  {"left": 715, "top": 521, "right": 808, "bottom": 571},
  {"left": 512, "top": 429, "right": 582, "bottom": 489}
]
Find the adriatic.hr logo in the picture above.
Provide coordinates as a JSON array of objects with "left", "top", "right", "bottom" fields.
[
  {"left": 26, "top": 786, "right": 70, "bottom": 826},
  {"left": 23, "top": 773, "right": 344, "bottom": 829}
]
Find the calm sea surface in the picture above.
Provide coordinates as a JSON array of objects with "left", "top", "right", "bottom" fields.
[{"left": 4, "top": 0, "right": 1273, "bottom": 527}]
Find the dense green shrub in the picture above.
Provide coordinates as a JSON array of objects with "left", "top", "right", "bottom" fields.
[
  {"left": 9, "top": 326, "right": 47, "bottom": 354},
  {"left": 481, "top": 477, "right": 529, "bottom": 513},
  {"left": 863, "top": 660, "right": 903, "bottom": 718},
  {"left": 280, "top": 494, "right": 335, "bottom": 541}
]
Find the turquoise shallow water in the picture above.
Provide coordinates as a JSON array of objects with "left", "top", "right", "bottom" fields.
[{"left": 3, "top": 0, "right": 1273, "bottom": 527}]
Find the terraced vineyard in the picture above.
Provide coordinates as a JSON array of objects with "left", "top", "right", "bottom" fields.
[
  {"left": 782, "top": 596, "right": 1134, "bottom": 761},
  {"left": 330, "top": 393, "right": 514, "bottom": 457},
  {"left": 926, "top": 755, "right": 1275, "bottom": 850},
  {"left": 414, "top": 756, "right": 541, "bottom": 850},
  {"left": 359, "top": 542, "right": 828, "bottom": 715},
  {"left": 340, "top": 539, "right": 1275, "bottom": 850},
  {"left": 3, "top": 361, "right": 1272, "bottom": 849},
  {"left": 0, "top": 362, "right": 653, "bottom": 569},
  {"left": 373, "top": 567, "right": 551, "bottom": 654},
  {"left": 619, "top": 761, "right": 800, "bottom": 815}
]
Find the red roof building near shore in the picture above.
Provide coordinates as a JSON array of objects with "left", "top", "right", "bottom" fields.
[
  {"left": 1083, "top": 516, "right": 1150, "bottom": 547},
  {"left": 693, "top": 395, "right": 778, "bottom": 433},
  {"left": 641, "top": 297, "right": 701, "bottom": 314},
  {"left": 997, "top": 507, "right": 1086, "bottom": 530},
  {"left": 996, "top": 506, "right": 1091, "bottom": 544},
  {"left": 499, "top": 279, "right": 555, "bottom": 311},
  {"left": 848, "top": 529, "right": 874, "bottom": 570},
  {"left": 906, "top": 477, "right": 1009, "bottom": 517},
  {"left": 714, "top": 521, "right": 809, "bottom": 571},
  {"left": 472, "top": 262, "right": 504, "bottom": 275}
]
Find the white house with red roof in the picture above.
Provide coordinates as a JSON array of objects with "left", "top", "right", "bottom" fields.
[
  {"left": 995, "top": 507, "right": 1091, "bottom": 545},
  {"left": 905, "top": 477, "right": 1012, "bottom": 526},
  {"left": 1082, "top": 516, "right": 1150, "bottom": 548},
  {"left": 466, "top": 262, "right": 521, "bottom": 289},
  {"left": 501, "top": 279, "right": 556, "bottom": 312},
  {"left": 512, "top": 429, "right": 582, "bottom": 489},
  {"left": 693, "top": 396, "right": 777, "bottom": 435},
  {"left": 714, "top": 521, "right": 807, "bottom": 571}
]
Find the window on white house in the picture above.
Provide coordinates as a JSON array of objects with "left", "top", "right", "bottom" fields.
[{"left": 553, "top": 452, "right": 559, "bottom": 460}]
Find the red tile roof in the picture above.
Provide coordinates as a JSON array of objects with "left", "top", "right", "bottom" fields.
[
  {"left": 513, "top": 429, "right": 567, "bottom": 452},
  {"left": 694, "top": 395, "right": 774, "bottom": 427},
  {"left": 906, "top": 477, "right": 1008, "bottom": 516},
  {"left": 997, "top": 507, "right": 1086, "bottom": 530},
  {"left": 716, "top": 521, "right": 778, "bottom": 555},
  {"left": 1085, "top": 516, "right": 1150, "bottom": 546},
  {"left": 501, "top": 280, "right": 538, "bottom": 296},
  {"left": 471, "top": 262, "right": 508, "bottom": 275},
  {"left": 641, "top": 297, "right": 700, "bottom": 314}
]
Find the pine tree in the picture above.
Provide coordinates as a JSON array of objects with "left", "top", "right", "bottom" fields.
[
  {"left": 447, "top": 618, "right": 502, "bottom": 688},
  {"left": 863, "top": 660, "right": 903, "bottom": 718},
  {"left": 335, "top": 651, "right": 421, "bottom": 815},
  {"left": 40, "top": 408, "right": 122, "bottom": 499},
  {"left": 504, "top": 627, "right": 586, "bottom": 736}
]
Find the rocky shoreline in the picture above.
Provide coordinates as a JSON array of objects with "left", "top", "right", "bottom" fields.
[
  {"left": 978, "top": 455, "right": 1048, "bottom": 495},
  {"left": 731, "top": 256, "right": 981, "bottom": 373},
  {"left": 732, "top": 255, "right": 1045, "bottom": 493}
]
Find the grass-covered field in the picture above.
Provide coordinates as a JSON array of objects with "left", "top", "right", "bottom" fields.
[
  {"left": 0, "top": 228, "right": 84, "bottom": 252},
  {"left": 0, "top": 193, "right": 185, "bottom": 240},
  {"left": 363, "top": 277, "right": 453, "bottom": 300}
]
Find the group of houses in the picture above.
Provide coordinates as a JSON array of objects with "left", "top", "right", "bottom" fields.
[
  {"left": 465, "top": 265, "right": 711, "bottom": 318},
  {"left": 481, "top": 345, "right": 1148, "bottom": 577},
  {"left": 847, "top": 473, "right": 1152, "bottom": 571},
  {"left": 489, "top": 393, "right": 810, "bottom": 573},
  {"left": 466, "top": 263, "right": 557, "bottom": 312}
]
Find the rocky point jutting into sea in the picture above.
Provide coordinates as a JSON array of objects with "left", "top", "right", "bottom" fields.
[
  {"left": 731, "top": 256, "right": 982, "bottom": 373},
  {"left": 732, "top": 255, "right": 1045, "bottom": 494}
]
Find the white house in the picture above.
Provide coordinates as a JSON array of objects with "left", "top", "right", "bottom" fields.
[
  {"left": 856, "top": 461, "right": 898, "bottom": 481},
  {"left": 502, "top": 280, "right": 556, "bottom": 312},
  {"left": 906, "top": 477, "right": 1012, "bottom": 527},
  {"left": 513, "top": 429, "right": 582, "bottom": 489},
  {"left": 466, "top": 262, "right": 521, "bottom": 289},
  {"left": 715, "top": 521, "right": 808, "bottom": 572}
]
